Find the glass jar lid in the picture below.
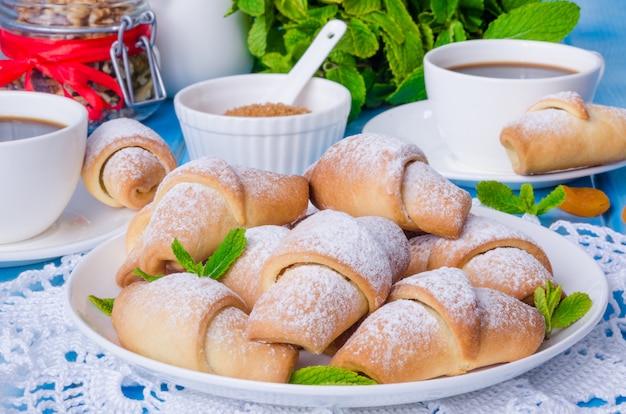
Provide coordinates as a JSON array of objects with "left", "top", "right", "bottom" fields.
[{"left": 0, "top": 0, "right": 150, "bottom": 35}]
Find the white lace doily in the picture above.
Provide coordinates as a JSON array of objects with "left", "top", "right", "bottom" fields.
[{"left": 2, "top": 219, "right": 626, "bottom": 414}]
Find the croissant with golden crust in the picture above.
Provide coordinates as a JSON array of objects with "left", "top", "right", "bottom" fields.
[
  {"left": 82, "top": 118, "right": 178, "bottom": 209},
  {"left": 111, "top": 272, "right": 298, "bottom": 382},
  {"left": 500, "top": 91, "right": 626, "bottom": 175},
  {"left": 330, "top": 267, "right": 545, "bottom": 383},
  {"left": 115, "top": 156, "right": 309, "bottom": 287},
  {"left": 246, "top": 209, "right": 411, "bottom": 354},
  {"left": 305, "top": 133, "right": 472, "bottom": 238},
  {"left": 404, "top": 214, "right": 555, "bottom": 304}
]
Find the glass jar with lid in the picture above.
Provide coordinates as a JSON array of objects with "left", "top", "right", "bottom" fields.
[{"left": 0, "top": 0, "right": 166, "bottom": 130}]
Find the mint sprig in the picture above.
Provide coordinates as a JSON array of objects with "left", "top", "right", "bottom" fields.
[
  {"left": 476, "top": 181, "right": 565, "bottom": 216},
  {"left": 534, "top": 280, "right": 592, "bottom": 338},
  {"left": 89, "top": 228, "right": 247, "bottom": 316},
  {"left": 289, "top": 366, "right": 377, "bottom": 385},
  {"left": 87, "top": 295, "right": 115, "bottom": 317}
]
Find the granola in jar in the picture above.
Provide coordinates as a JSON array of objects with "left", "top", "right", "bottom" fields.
[{"left": 0, "top": 0, "right": 166, "bottom": 130}]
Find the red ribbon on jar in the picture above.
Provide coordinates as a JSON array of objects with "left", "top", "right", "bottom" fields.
[{"left": 0, "top": 24, "right": 151, "bottom": 121}]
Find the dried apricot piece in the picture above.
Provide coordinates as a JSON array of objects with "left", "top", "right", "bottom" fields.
[
  {"left": 559, "top": 185, "right": 610, "bottom": 217},
  {"left": 622, "top": 206, "right": 626, "bottom": 223}
]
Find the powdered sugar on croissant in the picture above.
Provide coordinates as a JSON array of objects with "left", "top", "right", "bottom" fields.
[{"left": 82, "top": 118, "right": 177, "bottom": 209}]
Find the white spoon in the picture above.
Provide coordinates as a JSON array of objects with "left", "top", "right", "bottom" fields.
[{"left": 265, "top": 19, "right": 347, "bottom": 105}]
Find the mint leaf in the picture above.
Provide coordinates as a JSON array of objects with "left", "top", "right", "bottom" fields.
[
  {"left": 476, "top": 181, "right": 564, "bottom": 216},
  {"left": 203, "top": 228, "right": 247, "bottom": 279},
  {"left": 476, "top": 180, "right": 526, "bottom": 214},
  {"left": 289, "top": 366, "right": 377, "bottom": 385},
  {"left": 172, "top": 238, "right": 203, "bottom": 274},
  {"left": 552, "top": 292, "right": 592, "bottom": 329},
  {"left": 88, "top": 295, "right": 115, "bottom": 317},
  {"left": 134, "top": 267, "right": 164, "bottom": 282},
  {"left": 484, "top": 2, "right": 580, "bottom": 42},
  {"left": 534, "top": 280, "right": 592, "bottom": 338},
  {"left": 535, "top": 185, "right": 566, "bottom": 216}
]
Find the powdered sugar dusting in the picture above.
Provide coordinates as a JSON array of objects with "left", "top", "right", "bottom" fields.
[
  {"left": 401, "top": 160, "right": 470, "bottom": 235},
  {"left": 331, "top": 299, "right": 444, "bottom": 381},
  {"left": 248, "top": 264, "right": 367, "bottom": 353},
  {"left": 273, "top": 210, "right": 393, "bottom": 306},
  {"left": 135, "top": 272, "right": 239, "bottom": 323},
  {"left": 394, "top": 268, "right": 477, "bottom": 329},
  {"left": 463, "top": 247, "right": 553, "bottom": 299},
  {"left": 84, "top": 117, "right": 170, "bottom": 169}
]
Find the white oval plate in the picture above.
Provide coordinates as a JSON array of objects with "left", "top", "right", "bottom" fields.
[
  {"left": 66, "top": 206, "right": 608, "bottom": 408},
  {"left": 0, "top": 180, "right": 135, "bottom": 268},
  {"left": 363, "top": 101, "right": 626, "bottom": 190}
]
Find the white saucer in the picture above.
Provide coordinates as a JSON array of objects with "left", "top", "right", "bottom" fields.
[
  {"left": 363, "top": 101, "right": 626, "bottom": 189},
  {"left": 0, "top": 180, "right": 136, "bottom": 268}
]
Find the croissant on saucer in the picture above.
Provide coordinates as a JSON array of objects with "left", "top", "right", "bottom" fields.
[
  {"left": 500, "top": 91, "right": 626, "bottom": 175},
  {"left": 330, "top": 267, "right": 545, "bottom": 383},
  {"left": 305, "top": 133, "right": 472, "bottom": 238},
  {"left": 82, "top": 118, "right": 178, "bottom": 210},
  {"left": 115, "top": 156, "right": 309, "bottom": 286}
]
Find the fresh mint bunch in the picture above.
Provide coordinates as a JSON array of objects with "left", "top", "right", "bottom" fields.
[
  {"left": 227, "top": 0, "right": 580, "bottom": 120},
  {"left": 476, "top": 181, "right": 565, "bottom": 216}
]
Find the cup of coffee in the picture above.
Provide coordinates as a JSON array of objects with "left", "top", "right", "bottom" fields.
[
  {"left": 0, "top": 91, "right": 87, "bottom": 244},
  {"left": 423, "top": 39, "right": 604, "bottom": 172}
]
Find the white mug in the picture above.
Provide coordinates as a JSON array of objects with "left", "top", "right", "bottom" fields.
[
  {"left": 423, "top": 39, "right": 605, "bottom": 172},
  {"left": 0, "top": 91, "right": 87, "bottom": 244}
]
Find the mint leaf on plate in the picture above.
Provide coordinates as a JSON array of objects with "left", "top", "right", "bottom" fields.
[{"left": 289, "top": 366, "right": 377, "bottom": 385}]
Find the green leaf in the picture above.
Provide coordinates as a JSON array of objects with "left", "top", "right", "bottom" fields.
[
  {"left": 518, "top": 183, "right": 537, "bottom": 214},
  {"left": 534, "top": 280, "right": 592, "bottom": 338},
  {"left": 361, "top": 11, "right": 405, "bottom": 44},
  {"left": 172, "top": 238, "right": 202, "bottom": 274},
  {"left": 431, "top": 0, "right": 459, "bottom": 24},
  {"left": 476, "top": 180, "right": 526, "bottom": 214},
  {"left": 275, "top": 0, "right": 308, "bottom": 21},
  {"left": 133, "top": 267, "right": 164, "bottom": 282},
  {"left": 502, "top": 0, "right": 540, "bottom": 13},
  {"left": 483, "top": 2, "right": 580, "bottom": 42},
  {"left": 343, "top": 0, "right": 382, "bottom": 16},
  {"left": 552, "top": 292, "right": 592, "bottom": 329},
  {"left": 236, "top": 0, "right": 266, "bottom": 17},
  {"left": 88, "top": 295, "right": 115, "bottom": 317},
  {"left": 386, "top": 65, "right": 426, "bottom": 105},
  {"left": 535, "top": 185, "right": 566, "bottom": 216},
  {"left": 326, "top": 62, "right": 365, "bottom": 121},
  {"left": 203, "top": 228, "right": 247, "bottom": 279},
  {"left": 340, "top": 17, "right": 380, "bottom": 59},
  {"left": 289, "top": 366, "right": 377, "bottom": 385},
  {"left": 247, "top": 13, "right": 272, "bottom": 57},
  {"left": 476, "top": 181, "right": 565, "bottom": 216}
]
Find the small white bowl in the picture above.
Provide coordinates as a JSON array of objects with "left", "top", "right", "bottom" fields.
[
  {"left": 0, "top": 91, "right": 88, "bottom": 244},
  {"left": 173, "top": 73, "right": 351, "bottom": 175}
]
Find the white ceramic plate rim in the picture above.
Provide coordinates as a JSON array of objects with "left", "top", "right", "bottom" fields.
[
  {"left": 65, "top": 205, "right": 608, "bottom": 408},
  {"left": 363, "top": 101, "right": 626, "bottom": 190},
  {"left": 0, "top": 180, "right": 135, "bottom": 267}
]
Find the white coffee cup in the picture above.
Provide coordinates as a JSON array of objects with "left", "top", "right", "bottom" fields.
[
  {"left": 0, "top": 91, "right": 87, "bottom": 244},
  {"left": 423, "top": 39, "right": 604, "bottom": 172}
]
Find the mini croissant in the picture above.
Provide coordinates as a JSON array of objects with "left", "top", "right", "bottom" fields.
[
  {"left": 500, "top": 91, "right": 626, "bottom": 175},
  {"left": 82, "top": 118, "right": 177, "bottom": 209},
  {"left": 305, "top": 133, "right": 472, "bottom": 238},
  {"left": 330, "top": 267, "right": 545, "bottom": 383},
  {"left": 115, "top": 156, "right": 309, "bottom": 286}
]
